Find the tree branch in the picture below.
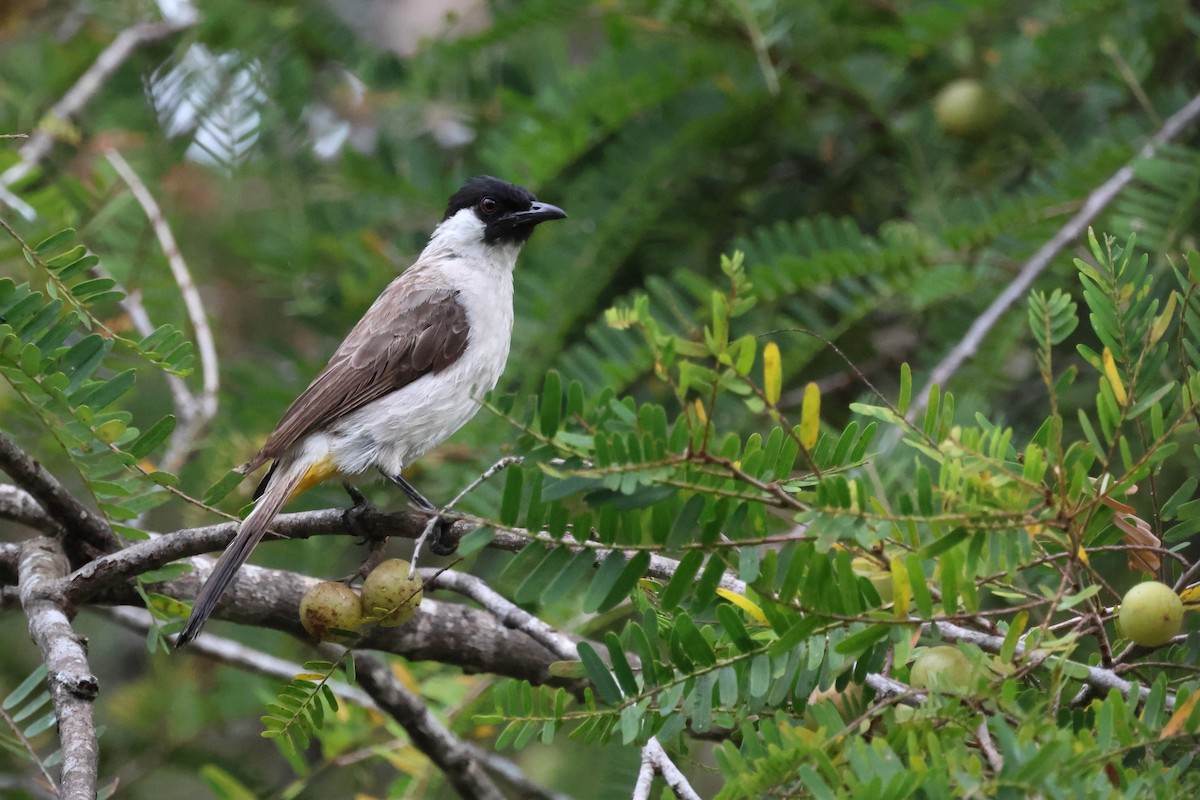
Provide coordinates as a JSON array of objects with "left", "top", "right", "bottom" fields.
[
  {"left": 926, "top": 619, "right": 1171, "bottom": 710},
  {"left": 633, "top": 737, "right": 701, "bottom": 800},
  {"left": 425, "top": 568, "right": 580, "bottom": 662},
  {"left": 107, "top": 607, "right": 570, "bottom": 800},
  {"left": 0, "top": 14, "right": 199, "bottom": 220},
  {"left": 18, "top": 537, "right": 100, "bottom": 800},
  {"left": 104, "top": 605, "right": 379, "bottom": 709},
  {"left": 1, "top": 483, "right": 1167, "bottom": 710},
  {"left": 0, "top": 484, "right": 65, "bottom": 536},
  {"left": 155, "top": 560, "right": 569, "bottom": 688},
  {"left": 354, "top": 651, "right": 505, "bottom": 800},
  {"left": 908, "top": 90, "right": 1200, "bottom": 423},
  {"left": 0, "top": 434, "right": 118, "bottom": 552},
  {"left": 103, "top": 148, "right": 219, "bottom": 472}
]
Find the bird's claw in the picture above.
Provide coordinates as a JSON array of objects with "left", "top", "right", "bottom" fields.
[
  {"left": 342, "top": 483, "right": 379, "bottom": 545},
  {"left": 429, "top": 515, "right": 458, "bottom": 556}
]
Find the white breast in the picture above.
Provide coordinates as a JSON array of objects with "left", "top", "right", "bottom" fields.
[{"left": 323, "top": 224, "right": 520, "bottom": 478}]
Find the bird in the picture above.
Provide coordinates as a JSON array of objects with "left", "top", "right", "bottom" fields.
[{"left": 176, "top": 176, "right": 566, "bottom": 646}]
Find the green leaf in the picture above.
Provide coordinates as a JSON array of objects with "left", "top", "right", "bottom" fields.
[
  {"left": 127, "top": 415, "right": 176, "bottom": 460},
  {"left": 835, "top": 623, "right": 890, "bottom": 656},
  {"left": 72, "top": 368, "right": 136, "bottom": 409},
  {"left": 583, "top": 551, "right": 629, "bottom": 613},
  {"left": 598, "top": 550, "right": 651, "bottom": 612},
  {"left": 70, "top": 277, "right": 117, "bottom": 300},
  {"left": 715, "top": 602, "right": 756, "bottom": 652},
  {"left": 905, "top": 554, "right": 934, "bottom": 619},
  {"left": 577, "top": 642, "right": 621, "bottom": 704},
  {"left": 33, "top": 229, "right": 75, "bottom": 255},
  {"left": 604, "top": 632, "right": 640, "bottom": 696},
  {"left": 539, "top": 369, "right": 562, "bottom": 437},
  {"left": 920, "top": 528, "right": 968, "bottom": 559},
  {"left": 674, "top": 613, "right": 716, "bottom": 667},
  {"left": 203, "top": 470, "right": 247, "bottom": 505},
  {"left": 56, "top": 254, "right": 100, "bottom": 280},
  {"left": 500, "top": 466, "right": 523, "bottom": 526},
  {"left": 3, "top": 666, "right": 48, "bottom": 710},
  {"left": 61, "top": 335, "right": 107, "bottom": 390}
]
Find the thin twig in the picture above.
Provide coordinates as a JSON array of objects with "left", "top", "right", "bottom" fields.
[
  {"left": 412, "top": 456, "right": 524, "bottom": 570},
  {"left": 907, "top": 90, "right": 1200, "bottom": 424},
  {"left": 928, "top": 619, "right": 1171, "bottom": 710},
  {"left": 976, "top": 719, "right": 1004, "bottom": 774},
  {"left": 354, "top": 651, "right": 505, "bottom": 800},
  {"left": 103, "top": 148, "right": 220, "bottom": 472},
  {"left": 18, "top": 537, "right": 100, "bottom": 800},
  {"left": 423, "top": 568, "right": 579, "bottom": 661},
  {"left": 635, "top": 737, "right": 702, "bottom": 800},
  {"left": 0, "top": 704, "right": 58, "bottom": 793},
  {"left": 0, "top": 14, "right": 198, "bottom": 221}
]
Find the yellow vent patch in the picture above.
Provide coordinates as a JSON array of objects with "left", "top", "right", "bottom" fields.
[{"left": 289, "top": 455, "right": 340, "bottom": 501}]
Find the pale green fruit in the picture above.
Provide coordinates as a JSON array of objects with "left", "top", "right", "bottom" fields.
[
  {"left": 299, "top": 581, "right": 364, "bottom": 643},
  {"left": 1119, "top": 581, "right": 1183, "bottom": 647},
  {"left": 934, "top": 78, "right": 999, "bottom": 138},
  {"left": 852, "top": 556, "right": 894, "bottom": 604},
  {"left": 910, "top": 646, "right": 972, "bottom": 693},
  {"left": 361, "top": 558, "right": 424, "bottom": 627}
]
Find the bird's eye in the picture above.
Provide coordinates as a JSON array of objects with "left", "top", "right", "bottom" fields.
[{"left": 479, "top": 197, "right": 498, "bottom": 215}]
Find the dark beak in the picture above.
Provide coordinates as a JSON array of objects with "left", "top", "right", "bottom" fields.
[
  {"left": 485, "top": 201, "right": 567, "bottom": 243},
  {"left": 510, "top": 201, "right": 567, "bottom": 226}
]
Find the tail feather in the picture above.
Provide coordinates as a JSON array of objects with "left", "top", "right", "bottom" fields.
[{"left": 176, "top": 458, "right": 307, "bottom": 646}]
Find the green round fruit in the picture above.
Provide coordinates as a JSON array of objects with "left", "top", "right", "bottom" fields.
[
  {"left": 361, "top": 558, "right": 423, "bottom": 627},
  {"left": 910, "top": 645, "right": 972, "bottom": 693},
  {"left": 852, "top": 557, "right": 894, "bottom": 604},
  {"left": 299, "top": 581, "right": 364, "bottom": 643},
  {"left": 1118, "top": 581, "right": 1183, "bottom": 647},
  {"left": 933, "top": 78, "right": 998, "bottom": 138}
]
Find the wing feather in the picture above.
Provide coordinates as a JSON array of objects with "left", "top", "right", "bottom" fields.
[{"left": 241, "top": 282, "right": 470, "bottom": 473}]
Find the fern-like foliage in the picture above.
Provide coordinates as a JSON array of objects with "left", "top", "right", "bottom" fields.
[
  {"left": 0, "top": 666, "right": 59, "bottom": 778},
  {"left": 467, "top": 234, "right": 1200, "bottom": 797},
  {"left": 0, "top": 228, "right": 195, "bottom": 537},
  {"left": 260, "top": 656, "right": 353, "bottom": 756}
]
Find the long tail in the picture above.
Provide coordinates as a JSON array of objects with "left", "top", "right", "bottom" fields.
[{"left": 175, "top": 457, "right": 308, "bottom": 646}]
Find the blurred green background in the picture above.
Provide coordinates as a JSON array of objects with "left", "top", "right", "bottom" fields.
[{"left": 1, "top": 0, "right": 1197, "bottom": 797}]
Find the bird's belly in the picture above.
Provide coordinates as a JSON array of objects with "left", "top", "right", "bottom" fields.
[{"left": 326, "top": 345, "right": 507, "bottom": 477}]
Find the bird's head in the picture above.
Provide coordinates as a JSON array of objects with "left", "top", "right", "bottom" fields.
[{"left": 439, "top": 176, "right": 566, "bottom": 246}]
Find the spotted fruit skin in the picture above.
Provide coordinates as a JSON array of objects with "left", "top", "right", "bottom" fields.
[
  {"left": 299, "top": 581, "right": 364, "bottom": 643},
  {"left": 361, "top": 558, "right": 424, "bottom": 627},
  {"left": 1119, "top": 581, "right": 1183, "bottom": 647}
]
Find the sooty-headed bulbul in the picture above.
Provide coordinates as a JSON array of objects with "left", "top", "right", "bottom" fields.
[{"left": 176, "top": 177, "right": 565, "bottom": 646}]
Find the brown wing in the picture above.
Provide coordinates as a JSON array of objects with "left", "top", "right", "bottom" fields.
[{"left": 242, "top": 283, "right": 470, "bottom": 473}]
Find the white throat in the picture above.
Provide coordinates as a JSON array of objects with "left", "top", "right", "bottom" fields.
[{"left": 423, "top": 207, "right": 523, "bottom": 276}]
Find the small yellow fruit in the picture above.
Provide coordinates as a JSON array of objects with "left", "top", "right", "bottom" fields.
[
  {"left": 1118, "top": 581, "right": 1183, "bottom": 647},
  {"left": 299, "top": 581, "right": 364, "bottom": 643},
  {"left": 910, "top": 645, "right": 972, "bottom": 693},
  {"left": 361, "top": 558, "right": 423, "bottom": 627}
]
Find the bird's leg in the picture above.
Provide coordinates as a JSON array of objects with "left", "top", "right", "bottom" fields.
[
  {"left": 384, "top": 458, "right": 525, "bottom": 571},
  {"left": 341, "top": 483, "right": 390, "bottom": 582},
  {"left": 381, "top": 472, "right": 456, "bottom": 573}
]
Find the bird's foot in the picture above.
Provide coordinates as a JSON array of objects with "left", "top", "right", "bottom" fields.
[
  {"left": 429, "top": 514, "right": 459, "bottom": 556},
  {"left": 341, "top": 483, "right": 381, "bottom": 545},
  {"left": 410, "top": 511, "right": 459, "bottom": 575}
]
